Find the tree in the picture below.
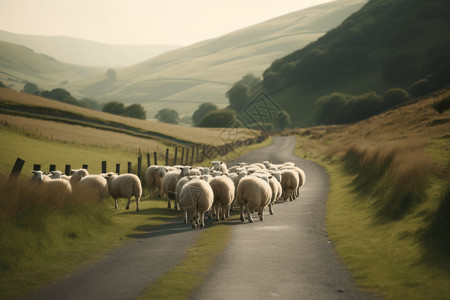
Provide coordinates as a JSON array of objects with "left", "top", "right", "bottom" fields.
[
  {"left": 124, "top": 103, "right": 146, "bottom": 120},
  {"left": 315, "top": 93, "right": 349, "bottom": 124},
  {"left": 192, "top": 102, "right": 218, "bottom": 126},
  {"left": 106, "top": 68, "right": 117, "bottom": 81},
  {"left": 23, "top": 82, "right": 39, "bottom": 94},
  {"left": 382, "top": 54, "right": 418, "bottom": 84},
  {"left": 275, "top": 110, "right": 291, "bottom": 130},
  {"left": 155, "top": 108, "right": 179, "bottom": 124},
  {"left": 383, "top": 88, "right": 410, "bottom": 109},
  {"left": 198, "top": 109, "right": 237, "bottom": 128},
  {"left": 226, "top": 73, "right": 261, "bottom": 112},
  {"left": 103, "top": 101, "right": 125, "bottom": 115}
]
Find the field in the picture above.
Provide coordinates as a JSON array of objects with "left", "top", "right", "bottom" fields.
[{"left": 289, "top": 88, "right": 450, "bottom": 299}]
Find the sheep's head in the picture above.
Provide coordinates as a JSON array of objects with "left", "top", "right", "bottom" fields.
[
  {"left": 181, "top": 166, "right": 191, "bottom": 176},
  {"left": 31, "top": 170, "right": 45, "bottom": 182},
  {"left": 262, "top": 161, "right": 270, "bottom": 168},
  {"left": 212, "top": 161, "right": 223, "bottom": 170},
  {"left": 238, "top": 162, "right": 247, "bottom": 167},
  {"left": 157, "top": 167, "right": 167, "bottom": 177}
]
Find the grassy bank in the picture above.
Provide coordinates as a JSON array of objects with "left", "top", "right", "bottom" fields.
[{"left": 291, "top": 90, "right": 450, "bottom": 299}]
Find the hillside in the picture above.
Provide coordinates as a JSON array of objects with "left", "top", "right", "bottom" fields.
[
  {"left": 68, "top": 0, "right": 367, "bottom": 118},
  {"left": 0, "top": 30, "right": 180, "bottom": 68},
  {"left": 0, "top": 87, "right": 259, "bottom": 147},
  {"left": 261, "top": 0, "right": 450, "bottom": 126},
  {"left": 0, "top": 41, "right": 104, "bottom": 91}
]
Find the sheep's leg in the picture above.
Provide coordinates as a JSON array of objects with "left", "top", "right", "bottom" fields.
[
  {"left": 226, "top": 205, "right": 231, "bottom": 219},
  {"left": 167, "top": 198, "right": 171, "bottom": 209},
  {"left": 269, "top": 203, "right": 274, "bottom": 215},
  {"left": 199, "top": 211, "right": 205, "bottom": 228},
  {"left": 126, "top": 197, "right": 131, "bottom": 210},
  {"left": 239, "top": 205, "right": 245, "bottom": 223},
  {"left": 246, "top": 203, "right": 253, "bottom": 223},
  {"left": 114, "top": 198, "right": 118, "bottom": 209},
  {"left": 174, "top": 198, "right": 179, "bottom": 211},
  {"left": 259, "top": 207, "right": 264, "bottom": 221},
  {"left": 183, "top": 209, "right": 188, "bottom": 224},
  {"left": 215, "top": 203, "right": 221, "bottom": 221},
  {"left": 135, "top": 196, "right": 140, "bottom": 212}
]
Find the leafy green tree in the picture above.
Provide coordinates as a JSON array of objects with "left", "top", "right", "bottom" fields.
[
  {"left": 315, "top": 93, "right": 349, "bottom": 124},
  {"left": 192, "top": 102, "right": 218, "bottom": 126},
  {"left": 23, "top": 82, "right": 39, "bottom": 94},
  {"left": 155, "top": 108, "right": 179, "bottom": 124},
  {"left": 198, "top": 109, "right": 237, "bottom": 128},
  {"left": 382, "top": 88, "right": 410, "bottom": 109},
  {"left": 275, "top": 110, "right": 291, "bottom": 130},
  {"left": 124, "top": 103, "right": 146, "bottom": 120},
  {"left": 79, "top": 98, "right": 100, "bottom": 110},
  {"left": 226, "top": 73, "right": 261, "bottom": 111},
  {"left": 103, "top": 101, "right": 125, "bottom": 115}
]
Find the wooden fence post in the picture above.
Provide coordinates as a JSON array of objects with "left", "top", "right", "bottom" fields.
[
  {"left": 127, "top": 162, "right": 132, "bottom": 173},
  {"left": 181, "top": 148, "right": 185, "bottom": 166},
  {"left": 185, "top": 148, "right": 190, "bottom": 165},
  {"left": 116, "top": 163, "right": 120, "bottom": 175},
  {"left": 65, "top": 165, "right": 71, "bottom": 176},
  {"left": 154, "top": 152, "right": 158, "bottom": 166},
  {"left": 173, "top": 147, "right": 178, "bottom": 165},
  {"left": 8, "top": 157, "right": 25, "bottom": 182},
  {"left": 82, "top": 164, "right": 88, "bottom": 170},
  {"left": 33, "top": 164, "right": 41, "bottom": 171},
  {"left": 101, "top": 161, "right": 107, "bottom": 173},
  {"left": 49, "top": 164, "right": 56, "bottom": 172},
  {"left": 191, "top": 146, "right": 194, "bottom": 165},
  {"left": 165, "top": 148, "right": 169, "bottom": 166},
  {"left": 147, "top": 153, "right": 150, "bottom": 167},
  {"left": 138, "top": 155, "right": 142, "bottom": 178}
]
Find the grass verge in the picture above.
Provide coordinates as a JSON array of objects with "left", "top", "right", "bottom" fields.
[
  {"left": 138, "top": 222, "right": 232, "bottom": 300},
  {"left": 294, "top": 136, "right": 450, "bottom": 299}
]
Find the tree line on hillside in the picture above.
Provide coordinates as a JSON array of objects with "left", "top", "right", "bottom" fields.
[
  {"left": 154, "top": 73, "right": 292, "bottom": 131},
  {"left": 20, "top": 82, "right": 146, "bottom": 120}
]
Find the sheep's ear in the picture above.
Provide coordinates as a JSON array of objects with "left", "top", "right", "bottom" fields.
[{"left": 31, "top": 170, "right": 36, "bottom": 174}]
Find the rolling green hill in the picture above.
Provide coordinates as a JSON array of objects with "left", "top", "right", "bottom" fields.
[
  {"left": 0, "top": 41, "right": 104, "bottom": 91},
  {"left": 0, "top": 30, "right": 180, "bottom": 68},
  {"left": 68, "top": 0, "right": 367, "bottom": 118},
  {"left": 261, "top": 0, "right": 450, "bottom": 126}
]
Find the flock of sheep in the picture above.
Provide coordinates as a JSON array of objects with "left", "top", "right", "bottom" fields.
[
  {"left": 146, "top": 160, "right": 306, "bottom": 228},
  {"left": 29, "top": 160, "right": 306, "bottom": 229}
]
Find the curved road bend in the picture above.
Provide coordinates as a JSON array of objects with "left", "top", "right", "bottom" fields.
[
  {"left": 192, "top": 136, "right": 377, "bottom": 300},
  {"left": 26, "top": 136, "right": 376, "bottom": 300}
]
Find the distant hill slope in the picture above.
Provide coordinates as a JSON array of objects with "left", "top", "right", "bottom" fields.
[
  {"left": 0, "top": 41, "right": 103, "bottom": 91},
  {"left": 0, "top": 30, "right": 180, "bottom": 68},
  {"left": 261, "top": 0, "right": 450, "bottom": 126},
  {"left": 69, "top": 0, "right": 367, "bottom": 118}
]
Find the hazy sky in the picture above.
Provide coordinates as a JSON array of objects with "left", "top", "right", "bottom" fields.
[{"left": 0, "top": 0, "right": 335, "bottom": 46}]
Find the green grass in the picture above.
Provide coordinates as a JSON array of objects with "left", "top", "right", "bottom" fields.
[
  {"left": 0, "top": 194, "right": 179, "bottom": 300},
  {"left": 0, "top": 126, "right": 142, "bottom": 175},
  {"left": 294, "top": 136, "right": 450, "bottom": 299},
  {"left": 138, "top": 222, "right": 232, "bottom": 300}
]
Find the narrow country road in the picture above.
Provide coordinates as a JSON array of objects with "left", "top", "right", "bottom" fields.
[
  {"left": 192, "top": 136, "right": 375, "bottom": 300},
  {"left": 26, "top": 136, "right": 376, "bottom": 300}
]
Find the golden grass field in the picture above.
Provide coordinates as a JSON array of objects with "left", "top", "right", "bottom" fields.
[{"left": 0, "top": 88, "right": 259, "bottom": 146}]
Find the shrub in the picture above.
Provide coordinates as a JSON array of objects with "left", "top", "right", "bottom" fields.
[
  {"left": 433, "top": 96, "right": 450, "bottom": 114},
  {"left": 383, "top": 88, "right": 410, "bottom": 109},
  {"left": 198, "top": 109, "right": 238, "bottom": 128}
]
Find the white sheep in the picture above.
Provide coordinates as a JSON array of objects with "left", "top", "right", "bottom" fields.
[
  {"left": 236, "top": 175, "right": 272, "bottom": 223},
  {"left": 48, "top": 170, "right": 71, "bottom": 181},
  {"left": 145, "top": 165, "right": 167, "bottom": 198},
  {"left": 228, "top": 171, "right": 247, "bottom": 210},
  {"left": 179, "top": 177, "right": 214, "bottom": 228},
  {"left": 70, "top": 169, "right": 89, "bottom": 184},
  {"left": 175, "top": 176, "right": 189, "bottom": 213},
  {"left": 280, "top": 166, "right": 306, "bottom": 199},
  {"left": 209, "top": 175, "right": 235, "bottom": 221},
  {"left": 280, "top": 169, "right": 299, "bottom": 201},
  {"left": 103, "top": 172, "right": 142, "bottom": 211},
  {"left": 211, "top": 161, "right": 228, "bottom": 175},
  {"left": 267, "top": 172, "right": 282, "bottom": 215},
  {"left": 161, "top": 166, "right": 190, "bottom": 209},
  {"left": 30, "top": 170, "right": 72, "bottom": 204},
  {"left": 75, "top": 175, "right": 109, "bottom": 202}
]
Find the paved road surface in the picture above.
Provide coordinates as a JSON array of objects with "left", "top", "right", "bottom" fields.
[
  {"left": 26, "top": 136, "right": 375, "bottom": 300},
  {"left": 193, "top": 136, "right": 375, "bottom": 299}
]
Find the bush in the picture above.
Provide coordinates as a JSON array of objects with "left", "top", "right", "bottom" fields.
[
  {"left": 198, "top": 109, "right": 238, "bottom": 128},
  {"left": 383, "top": 88, "right": 410, "bottom": 109},
  {"left": 155, "top": 108, "right": 179, "bottom": 124},
  {"left": 192, "top": 103, "right": 218, "bottom": 126},
  {"left": 382, "top": 54, "right": 418, "bottom": 84}
]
